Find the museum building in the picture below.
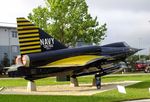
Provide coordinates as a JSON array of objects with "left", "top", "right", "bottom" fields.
[{"left": 0, "top": 25, "right": 19, "bottom": 65}]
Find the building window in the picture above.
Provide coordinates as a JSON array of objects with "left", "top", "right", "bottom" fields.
[
  {"left": 12, "top": 46, "right": 18, "bottom": 53},
  {"left": 12, "top": 31, "right": 17, "bottom": 38}
]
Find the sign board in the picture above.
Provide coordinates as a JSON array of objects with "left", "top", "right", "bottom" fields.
[{"left": 117, "top": 85, "right": 126, "bottom": 94}]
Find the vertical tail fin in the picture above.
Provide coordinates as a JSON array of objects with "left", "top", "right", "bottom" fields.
[{"left": 17, "top": 17, "right": 67, "bottom": 55}]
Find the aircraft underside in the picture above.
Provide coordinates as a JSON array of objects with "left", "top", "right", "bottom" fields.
[{"left": 8, "top": 62, "right": 121, "bottom": 81}]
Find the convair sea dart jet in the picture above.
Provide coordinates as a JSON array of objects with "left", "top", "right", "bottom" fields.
[{"left": 7, "top": 18, "right": 140, "bottom": 89}]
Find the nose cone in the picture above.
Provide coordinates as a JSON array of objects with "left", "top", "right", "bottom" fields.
[
  {"left": 134, "top": 48, "right": 142, "bottom": 53},
  {"left": 129, "top": 48, "right": 142, "bottom": 54},
  {"left": 137, "top": 48, "right": 142, "bottom": 52}
]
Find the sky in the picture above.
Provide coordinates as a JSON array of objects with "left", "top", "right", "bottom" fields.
[{"left": 0, "top": 0, "right": 150, "bottom": 54}]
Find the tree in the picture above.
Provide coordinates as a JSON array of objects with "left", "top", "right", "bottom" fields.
[
  {"left": 28, "top": 0, "right": 107, "bottom": 46},
  {"left": 28, "top": 6, "right": 50, "bottom": 33}
]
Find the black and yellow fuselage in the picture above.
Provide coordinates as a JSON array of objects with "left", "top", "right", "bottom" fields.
[
  {"left": 7, "top": 18, "right": 140, "bottom": 81},
  {"left": 8, "top": 42, "right": 139, "bottom": 80}
]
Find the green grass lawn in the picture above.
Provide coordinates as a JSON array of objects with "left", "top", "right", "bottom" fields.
[
  {"left": 0, "top": 74, "right": 150, "bottom": 87},
  {"left": 1, "top": 80, "right": 150, "bottom": 102},
  {"left": 1, "top": 74, "right": 150, "bottom": 102},
  {"left": 0, "top": 77, "right": 69, "bottom": 87},
  {"left": 95, "top": 80, "right": 150, "bottom": 102}
]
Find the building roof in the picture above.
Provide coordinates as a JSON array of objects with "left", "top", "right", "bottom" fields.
[
  {"left": 0, "top": 25, "right": 16, "bottom": 29},
  {"left": 0, "top": 22, "right": 16, "bottom": 29}
]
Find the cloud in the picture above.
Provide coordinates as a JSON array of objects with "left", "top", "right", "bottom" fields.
[
  {"left": 0, "top": 0, "right": 149, "bottom": 54},
  {"left": 87, "top": 0, "right": 150, "bottom": 12},
  {"left": 0, "top": 0, "right": 45, "bottom": 23},
  {"left": 86, "top": 0, "right": 150, "bottom": 54}
]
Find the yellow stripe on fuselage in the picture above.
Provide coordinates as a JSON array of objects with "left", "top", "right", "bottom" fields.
[
  {"left": 18, "top": 30, "right": 38, "bottom": 34},
  {"left": 17, "top": 18, "right": 28, "bottom": 21},
  {"left": 17, "top": 26, "right": 38, "bottom": 30},
  {"left": 17, "top": 22, "right": 33, "bottom": 26},
  {"left": 20, "top": 41, "right": 40, "bottom": 46},
  {"left": 40, "top": 55, "right": 104, "bottom": 68},
  {"left": 17, "top": 17, "right": 42, "bottom": 55},
  {"left": 19, "top": 34, "right": 39, "bottom": 38},
  {"left": 19, "top": 37, "right": 40, "bottom": 42},
  {"left": 20, "top": 45, "right": 41, "bottom": 50},
  {"left": 21, "top": 49, "right": 41, "bottom": 55}
]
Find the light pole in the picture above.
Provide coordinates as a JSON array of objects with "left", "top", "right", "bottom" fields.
[
  {"left": 8, "top": 29, "right": 12, "bottom": 65},
  {"left": 149, "top": 48, "right": 150, "bottom": 60},
  {"left": 148, "top": 21, "right": 150, "bottom": 60},
  {"left": 138, "top": 37, "right": 141, "bottom": 60}
]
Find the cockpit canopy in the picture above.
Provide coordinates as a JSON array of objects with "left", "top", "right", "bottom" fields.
[{"left": 102, "top": 42, "right": 130, "bottom": 47}]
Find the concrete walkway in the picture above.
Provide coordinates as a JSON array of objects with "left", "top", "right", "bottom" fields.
[
  {"left": 124, "top": 99, "right": 150, "bottom": 102},
  {"left": 0, "top": 81, "right": 139, "bottom": 96}
]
